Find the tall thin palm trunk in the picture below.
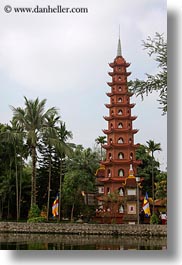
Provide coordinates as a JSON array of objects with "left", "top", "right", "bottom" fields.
[
  {"left": 71, "top": 202, "right": 75, "bottom": 222},
  {"left": 18, "top": 159, "right": 22, "bottom": 220},
  {"left": 15, "top": 152, "right": 19, "bottom": 221},
  {"left": 152, "top": 153, "right": 154, "bottom": 215},
  {"left": 58, "top": 158, "right": 63, "bottom": 222},
  {"left": 47, "top": 156, "right": 52, "bottom": 221},
  {"left": 31, "top": 146, "right": 37, "bottom": 206},
  {"left": 146, "top": 140, "right": 162, "bottom": 217}
]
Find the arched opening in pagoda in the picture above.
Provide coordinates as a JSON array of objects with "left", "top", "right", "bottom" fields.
[
  {"left": 118, "top": 137, "right": 124, "bottom": 144},
  {"left": 108, "top": 153, "right": 112, "bottom": 160},
  {"left": 119, "top": 204, "right": 124, "bottom": 213},
  {"left": 107, "top": 169, "right": 111, "bottom": 177},
  {"left": 118, "top": 169, "right": 124, "bottom": 177},
  {"left": 118, "top": 109, "right": 123, "bottom": 115},
  {"left": 118, "top": 187, "right": 124, "bottom": 196},
  {"left": 107, "top": 187, "right": 110, "bottom": 194},
  {"left": 118, "top": 152, "right": 124, "bottom": 159},
  {"left": 130, "top": 152, "right": 133, "bottom": 160},
  {"left": 118, "top": 122, "right": 123, "bottom": 128}
]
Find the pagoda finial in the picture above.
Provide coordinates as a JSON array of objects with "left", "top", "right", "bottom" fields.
[{"left": 117, "top": 25, "right": 122, "bottom": 57}]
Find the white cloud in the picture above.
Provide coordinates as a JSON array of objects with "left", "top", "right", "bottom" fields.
[{"left": 0, "top": 0, "right": 167, "bottom": 91}]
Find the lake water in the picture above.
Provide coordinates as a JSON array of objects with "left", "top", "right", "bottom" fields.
[{"left": 0, "top": 233, "right": 167, "bottom": 250}]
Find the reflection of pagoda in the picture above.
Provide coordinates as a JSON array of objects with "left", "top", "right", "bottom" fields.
[{"left": 95, "top": 38, "right": 141, "bottom": 224}]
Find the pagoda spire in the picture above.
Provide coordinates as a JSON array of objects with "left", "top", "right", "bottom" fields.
[{"left": 117, "top": 25, "right": 122, "bottom": 56}]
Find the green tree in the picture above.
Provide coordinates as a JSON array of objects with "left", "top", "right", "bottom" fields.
[
  {"left": 0, "top": 123, "right": 31, "bottom": 220},
  {"left": 155, "top": 171, "right": 167, "bottom": 199},
  {"left": 0, "top": 123, "right": 19, "bottom": 219},
  {"left": 40, "top": 112, "right": 61, "bottom": 221},
  {"left": 129, "top": 33, "right": 167, "bottom": 115},
  {"left": 1, "top": 123, "right": 20, "bottom": 220},
  {"left": 55, "top": 122, "right": 73, "bottom": 221},
  {"left": 145, "top": 140, "right": 162, "bottom": 214},
  {"left": 136, "top": 144, "right": 160, "bottom": 197},
  {"left": 62, "top": 146, "right": 99, "bottom": 221},
  {"left": 11, "top": 97, "right": 58, "bottom": 207},
  {"left": 95, "top": 136, "right": 106, "bottom": 161}
]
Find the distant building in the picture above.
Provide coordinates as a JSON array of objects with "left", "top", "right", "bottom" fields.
[{"left": 95, "top": 37, "right": 141, "bottom": 224}]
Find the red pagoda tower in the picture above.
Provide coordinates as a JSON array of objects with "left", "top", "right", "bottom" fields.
[{"left": 95, "top": 38, "right": 141, "bottom": 224}]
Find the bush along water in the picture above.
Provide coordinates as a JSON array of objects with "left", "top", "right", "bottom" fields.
[
  {"left": 27, "top": 204, "right": 46, "bottom": 223},
  {"left": 150, "top": 213, "right": 159, "bottom": 224}
]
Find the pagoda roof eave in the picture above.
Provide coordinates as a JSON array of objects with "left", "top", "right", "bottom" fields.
[
  {"left": 97, "top": 177, "right": 127, "bottom": 183},
  {"left": 108, "top": 71, "right": 131, "bottom": 77},
  {"left": 102, "top": 128, "right": 139, "bottom": 134},
  {"left": 107, "top": 81, "right": 126, "bottom": 87},
  {"left": 106, "top": 92, "right": 134, "bottom": 97},
  {"left": 105, "top": 103, "right": 136, "bottom": 108},
  {"left": 102, "top": 143, "right": 140, "bottom": 149},
  {"left": 101, "top": 159, "right": 141, "bottom": 166},
  {"left": 103, "top": 115, "right": 137, "bottom": 121},
  {"left": 109, "top": 62, "right": 131, "bottom": 68}
]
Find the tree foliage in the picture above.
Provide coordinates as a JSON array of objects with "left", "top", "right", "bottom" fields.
[
  {"left": 129, "top": 32, "right": 167, "bottom": 115},
  {"left": 62, "top": 145, "right": 99, "bottom": 220},
  {"left": 155, "top": 172, "right": 167, "bottom": 199},
  {"left": 10, "top": 97, "right": 58, "bottom": 206},
  {"left": 136, "top": 143, "right": 161, "bottom": 197}
]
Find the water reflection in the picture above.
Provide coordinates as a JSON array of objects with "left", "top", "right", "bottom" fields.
[{"left": 0, "top": 233, "right": 167, "bottom": 250}]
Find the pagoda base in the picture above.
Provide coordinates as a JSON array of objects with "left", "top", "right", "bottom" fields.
[
  {"left": 93, "top": 213, "right": 124, "bottom": 224},
  {"left": 122, "top": 214, "right": 138, "bottom": 224}
]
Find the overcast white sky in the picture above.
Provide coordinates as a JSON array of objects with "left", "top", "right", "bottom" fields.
[{"left": 0, "top": 0, "right": 167, "bottom": 170}]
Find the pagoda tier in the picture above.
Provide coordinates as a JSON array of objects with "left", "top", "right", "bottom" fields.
[
  {"left": 102, "top": 143, "right": 140, "bottom": 149},
  {"left": 108, "top": 71, "right": 131, "bottom": 77},
  {"left": 105, "top": 103, "right": 135, "bottom": 108},
  {"left": 103, "top": 115, "right": 137, "bottom": 121},
  {"left": 97, "top": 177, "right": 127, "bottom": 183},
  {"left": 106, "top": 91, "right": 134, "bottom": 97},
  {"left": 101, "top": 159, "right": 141, "bottom": 166},
  {"left": 103, "top": 128, "right": 139, "bottom": 134},
  {"left": 107, "top": 81, "right": 127, "bottom": 87},
  {"left": 109, "top": 62, "right": 130, "bottom": 68}
]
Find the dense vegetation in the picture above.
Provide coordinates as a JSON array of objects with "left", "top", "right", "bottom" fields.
[
  {"left": 0, "top": 97, "right": 100, "bottom": 221},
  {"left": 0, "top": 97, "right": 166, "bottom": 221}
]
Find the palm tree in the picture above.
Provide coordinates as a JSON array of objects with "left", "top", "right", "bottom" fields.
[
  {"left": 0, "top": 122, "right": 26, "bottom": 220},
  {"left": 146, "top": 140, "right": 162, "bottom": 214},
  {"left": 55, "top": 122, "right": 73, "bottom": 221},
  {"left": 95, "top": 136, "right": 106, "bottom": 161},
  {"left": 11, "top": 97, "right": 58, "bottom": 207},
  {"left": 42, "top": 112, "right": 60, "bottom": 221}
]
